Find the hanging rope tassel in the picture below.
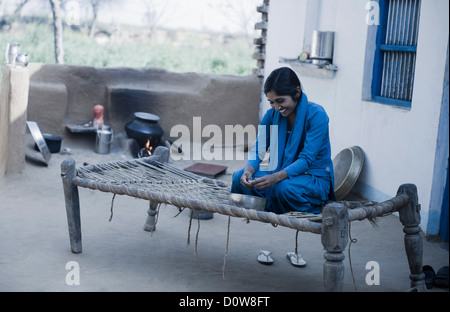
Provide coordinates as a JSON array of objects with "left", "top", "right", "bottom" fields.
[
  {"left": 173, "top": 206, "right": 185, "bottom": 218},
  {"left": 187, "top": 209, "right": 193, "bottom": 246},
  {"left": 348, "top": 221, "right": 358, "bottom": 291},
  {"left": 187, "top": 209, "right": 201, "bottom": 258},
  {"left": 222, "top": 216, "right": 231, "bottom": 280},
  {"left": 194, "top": 212, "right": 200, "bottom": 258},
  {"left": 109, "top": 193, "right": 117, "bottom": 222}
]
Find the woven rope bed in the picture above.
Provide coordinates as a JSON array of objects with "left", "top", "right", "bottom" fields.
[{"left": 61, "top": 147, "right": 426, "bottom": 291}]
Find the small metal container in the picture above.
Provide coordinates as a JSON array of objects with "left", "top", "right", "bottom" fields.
[
  {"left": 5, "top": 43, "right": 20, "bottom": 65},
  {"left": 311, "top": 31, "right": 335, "bottom": 65},
  {"left": 15, "top": 53, "right": 29, "bottom": 67},
  {"left": 95, "top": 125, "right": 113, "bottom": 154}
]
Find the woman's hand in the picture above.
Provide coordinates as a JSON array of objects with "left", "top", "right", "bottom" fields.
[
  {"left": 240, "top": 166, "right": 255, "bottom": 190},
  {"left": 251, "top": 171, "right": 288, "bottom": 190}
]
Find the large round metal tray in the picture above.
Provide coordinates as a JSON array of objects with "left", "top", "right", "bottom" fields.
[
  {"left": 27, "top": 121, "right": 51, "bottom": 164},
  {"left": 332, "top": 146, "right": 364, "bottom": 200}
]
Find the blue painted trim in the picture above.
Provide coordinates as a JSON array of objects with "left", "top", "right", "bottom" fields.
[
  {"left": 373, "top": 96, "right": 412, "bottom": 108},
  {"left": 371, "top": 0, "right": 388, "bottom": 99},
  {"left": 379, "top": 44, "right": 417, "bottom": 52},
  {"left": 439, "top": 159, "right": 449, "bottom": 242}
]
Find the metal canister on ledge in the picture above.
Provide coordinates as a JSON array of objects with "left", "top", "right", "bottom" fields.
[
  {"left": 5, "top": 43, "right": 20, "bottom": 65},
  {"left": 15, "top": 53, "right": 29, "bottom": 67},
  {"left": 310, "top": 31, "right": 335, "bottom": 65},
  {"left": 95, "top": 125, "right": 113, "bottom": 154}
]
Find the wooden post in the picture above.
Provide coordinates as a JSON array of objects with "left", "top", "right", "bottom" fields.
[
  {"left": 144, "top": 201, "right": 159, "bottom": 232},
  {"left": 153, "top": 146, "right": 170, "bottom": 164},
  {"left": 397, "top": 184, "right": 426, "bottom": 291},
  {"left": 321, "top": 202, "right": 349, "bottom": 292},
  {"left": 144, "top": 146, "right": 169, "bottom": 232},
  {"left": 61, "top": 158, "right": 82, "bottom": 253}
]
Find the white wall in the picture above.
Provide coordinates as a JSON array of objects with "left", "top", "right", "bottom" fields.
[
  {"left": 264, "top": 0, "right": 449, "bottom": 232},
  {"left": 264, "top": 0, "right": 307, "bottom": 91}
]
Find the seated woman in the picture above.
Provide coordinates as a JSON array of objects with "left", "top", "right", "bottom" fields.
[{"left": 231, "top": 67, "right": 335, "bottom": 267}]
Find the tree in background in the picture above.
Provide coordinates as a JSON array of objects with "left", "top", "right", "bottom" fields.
[
  {"left": 49, "top": 0, "right": 64, "bottom": 64},
  {"left": 0, "top": 0, "right": 30, "bottom": 18},
  {"left": 207, "top": 0, "right": 259, "bottom": 42},
  {"left": 79, "top": 0, "right": 117, "bottom": 37},
  {"left": 13, "top": 0, "right": 30, "bottom": 16},
  {"left": 87, "top": 0, "right": 99, "bottom": 37},
  {"left": 57, "top": 0, "right": 114, "bottom": 37},
  {"left": 0, "top": 0, "right": 30, "bottom": 22},
  {"left": 142, "top": 0, "right": 182, "bottom": 38}
]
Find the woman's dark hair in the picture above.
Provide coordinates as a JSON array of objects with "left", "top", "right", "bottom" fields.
[{"left": 264, "top": 67, "right": 303, "bottom": 102}]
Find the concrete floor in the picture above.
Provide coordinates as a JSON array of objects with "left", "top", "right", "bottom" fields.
[{"left": 0, "top": 135, "right": 448, "bottom": 293}]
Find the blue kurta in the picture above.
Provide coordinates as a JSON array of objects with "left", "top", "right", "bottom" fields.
[{"left": 231, "top": 93, "right": 335, "bottom": 214}]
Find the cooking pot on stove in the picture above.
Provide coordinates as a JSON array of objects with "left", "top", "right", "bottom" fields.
[{"left": 125, "top": 112, "right": 164, "bottom": 146}]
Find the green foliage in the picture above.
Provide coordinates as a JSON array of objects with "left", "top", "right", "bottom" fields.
[{"left": 0, "top": 21, "right": 255, "bottom": 76}]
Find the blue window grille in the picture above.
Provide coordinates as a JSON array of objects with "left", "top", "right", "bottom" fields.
[{"left": 372, "top": 0, "right": 421, "bottom": 108}]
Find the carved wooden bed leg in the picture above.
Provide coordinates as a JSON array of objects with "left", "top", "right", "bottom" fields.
[
  {"left": 143, "top": 146, "right": 169, "bottom": 232},
  {"left": 153, "top": 146, "right": 170, "bottom": 163},
  {"left": 321, "top": 202, "right": 349, "bottom": 292},
  {"left": 61, "top": 158, "right": 82, "bottom": 253},
  {"left": 144, "top": 201, "right": 159, "bottom": 232},
  {"left": 397, "top": 184, "right": 426, "bottom": 291}
]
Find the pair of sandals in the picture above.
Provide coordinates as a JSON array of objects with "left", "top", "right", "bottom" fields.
[
  {"left": 257, "top": 250, "right": 306, "bottom": 267},
  {"left": 423, "top": 265, "right": 449, "bottom": 289}
]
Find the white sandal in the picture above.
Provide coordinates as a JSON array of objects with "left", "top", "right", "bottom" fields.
[
  {"left": 257, "top": 250, "right": 274, "bottom": 265},
  {"left": 287, "top": 252, "right": 306, "bottom": 267}
]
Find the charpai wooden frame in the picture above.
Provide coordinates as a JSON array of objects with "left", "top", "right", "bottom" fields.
[{"left": 61, "top": 147, "right": 426, "bottom": 291}]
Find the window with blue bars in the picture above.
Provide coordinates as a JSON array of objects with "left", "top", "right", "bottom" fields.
[{"left": 372, "top": 0, "right": 421, "bottom": 108}]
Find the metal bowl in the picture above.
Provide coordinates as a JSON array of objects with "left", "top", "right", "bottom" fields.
[
  {"left": 333, "top": 146, "right": 365, "bottom": 200},
  {"left": 229, "top": 193, "right": 267, "bottom": 211},
  {"left": 15, "top": 53, "right": 28, "bottom": 67}
]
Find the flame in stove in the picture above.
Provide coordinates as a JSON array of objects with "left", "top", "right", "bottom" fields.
[
  {"left": 139, "top": 137, "right": 153, "bottom": 157},
  {"left": 144, "top": 138, "right": 153, "bottom": 154}
]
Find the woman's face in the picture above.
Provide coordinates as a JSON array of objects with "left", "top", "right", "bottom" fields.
[{"left": 266, "top": 88, "right": 300, "bottom": 118}]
